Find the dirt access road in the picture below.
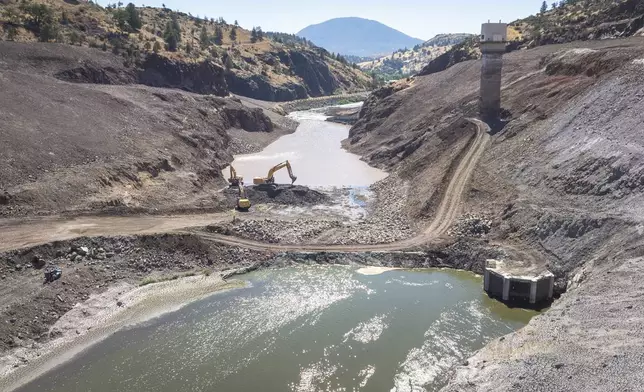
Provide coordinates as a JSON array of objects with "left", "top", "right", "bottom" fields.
[{"left": 0, "top": 119, "right": 490, "bottom": 253}]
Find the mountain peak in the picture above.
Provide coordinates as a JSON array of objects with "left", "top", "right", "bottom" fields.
[{"left": 297, "top": 17, "right": 424, "bottom": 57}]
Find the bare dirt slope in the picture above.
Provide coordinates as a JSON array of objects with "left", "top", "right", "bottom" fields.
[
  {"left": 348, "top": 37, "right": 644, "bottom": 280},
  {"left": 345, "top": 36, "right": 644, "bottom": 390},
  {"left": 0, "top": 42, "right": 289, "bottom": 217}
]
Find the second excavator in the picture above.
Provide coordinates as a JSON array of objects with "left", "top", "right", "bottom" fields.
[
  {"left": 228, "top": 165, "right": 243, "bottom": 187},
  {"left": 253, "top": 160, "right": 297, "bottom": 185}
]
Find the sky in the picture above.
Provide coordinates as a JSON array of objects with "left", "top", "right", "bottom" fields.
[{"left": 136, "top": 0, "right": 543, "bottom": 40}]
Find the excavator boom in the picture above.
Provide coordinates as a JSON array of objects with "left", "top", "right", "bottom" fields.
[
  {"left": 228, "top": 165, "right": 243, "bottom": 187},
  {"left": 254, "top": 160, "right": 297, "bottom": 185}
]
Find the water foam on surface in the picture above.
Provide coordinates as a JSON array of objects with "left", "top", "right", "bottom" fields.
[
  {"left": 356, "top": 266, "right": 400, "bottom": 276},
  {"left": 343, "top": 314, "right": 389, "bottom": 344},
  {"left": 390, "top": 300, "right": 521, "bottom": 391}
]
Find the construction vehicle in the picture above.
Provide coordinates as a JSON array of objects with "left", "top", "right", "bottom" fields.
[
  {"left": 253, "top": 160, "right": 297, "bottom": 185},
  {"left": 236, "top": 184, "right": 251, "bottom": 211},
  {"left": 228, "top": 165, "right": 243, "bottom": 187}
]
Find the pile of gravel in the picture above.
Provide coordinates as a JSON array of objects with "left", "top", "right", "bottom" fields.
[
  {"left": 209, "top": 219, "right": 342, "bottom": 244},
  {"left": 448, "top": 214, "right": 492, "bottom": 238},
  {"left": 330, "top": 175, "right": 414, "bottom": 244}
]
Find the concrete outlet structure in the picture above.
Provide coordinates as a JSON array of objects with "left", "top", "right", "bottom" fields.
[
  {"left": 484, "top": 259, "right": 554, "bottom": 305},
  {"left": 479, "top": 22, "right": 508, "bottom": 122}
]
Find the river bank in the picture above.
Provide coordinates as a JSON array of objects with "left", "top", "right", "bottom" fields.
[{"left": 0, "top": 272, "right": 245, "bottom": 392}]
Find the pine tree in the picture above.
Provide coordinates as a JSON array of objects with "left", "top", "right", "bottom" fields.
[
  {"left": 213, "top": 26, "right": 223, "bottom": 45},
  {"left": 113, "top": 8, "right": 128, "bottom": 31},
  {"left": 250, "top": 27, "right": 258, "bottom": 43},
  {"left": 540, "top": 1, "right": 548, "bottom": 14},
  {"left": 125, "top": 3, "right": 141, "bottom": 30},
  {"left": 200, "top": 25, "right": 209, "bottom": 49},
  {"left": 229, "top": 25, "right": 237, "bottom": 42},
  {"left": 163, "top": 15, "right": 181, "bottom": 51}
]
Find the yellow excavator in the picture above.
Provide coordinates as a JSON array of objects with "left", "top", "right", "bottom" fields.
[
  {"left": 236, "top": 184, "right": 251, "bottom": 211},
  {"left": 253, "top": 160, "right": 297, "bottom": 185},
  {"left": 228, "top": 165, "right": 243, "bottom": 187}
]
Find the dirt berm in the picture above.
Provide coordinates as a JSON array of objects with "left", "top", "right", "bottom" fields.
[
  {"left": 345, "top": 37, "right": 644, "bottom": 391},
  {"left": 223, "top": 184, "right": 330, "bottom": 207},
  {"left": 0, "top": 42, "right": 295, "bottom": 217}
]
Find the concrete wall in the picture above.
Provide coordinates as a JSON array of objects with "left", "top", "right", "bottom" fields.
[
  {"left": 481, "top": 23, "right": 507, "bottom": 42},
  {"left": 536, "top": 277, "right": 553, "bottom": 303},
  {"left": 479, "top": 51, "right": 503, "bottom": 121},
  {"left": 484, "top": 262, "right": 555, "bottom": 305},
  {"left": 485, "top": 271, "right": 505, "bottom": 298},
  {"left": 479, "top": 23, "right": 507, "bottom": 122}
]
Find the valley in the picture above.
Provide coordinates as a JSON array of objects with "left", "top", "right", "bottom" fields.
[{"left": 2, "top": 0, "right": 644, "bottom": 391}]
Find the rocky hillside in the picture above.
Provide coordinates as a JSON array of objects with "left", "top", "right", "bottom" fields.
[
  {"left": 297, "top": 17, "right": 424, "bottom": 58},
  {"left": 419, "top": 0, "right": 644, "bottom": 76},
  {"left": 347, "top": 36, "right": 644, "bottom": 390},
  {"left": 0, "top": 0, "right": 372, "bottom": 101},
  {"left": 359, "top": 33, "right": 472, "bottom": 79},
  {"left": 0, "top": 41, "right": 292, "bottom": 216}
]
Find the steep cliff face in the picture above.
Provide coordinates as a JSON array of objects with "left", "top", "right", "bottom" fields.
[
  {"left": 139, "top": 54, "right": 228, "bottom": 96},
  {"left": 226, "top": 72, "right": 308, "bottom": 102},
  {"left": 284, "top": 50, "right": 339, "bottom": 96},
  {"left": 46, "top": 47, "right": 352, "bottom": 102},
  {"left": 224, "top": 47, "right": 360, "bottom": 101}
]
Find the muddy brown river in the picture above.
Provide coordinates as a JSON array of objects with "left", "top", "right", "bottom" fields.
[
  {"left": 225, "top": 105, "right": 388, "bottom": 187},
  {"left": 17, "top": 265, "right": 534, "bottom": 392}
]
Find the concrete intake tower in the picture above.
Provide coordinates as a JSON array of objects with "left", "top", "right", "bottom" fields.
[{"left": 479, "top": 22, "right": 507, "bottom": 122}]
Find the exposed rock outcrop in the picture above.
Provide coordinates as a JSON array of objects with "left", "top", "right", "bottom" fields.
[
  {"left": 224, "top": 48, "right": 347, "bottom": 101},
  {"left": 139, "top": 54, "right": 228, "bottom": 96},
  {"left": 417, "top": 38, "right": 480, "bottom": 76},
  {"left": 55, "top": 62, "right": 138, "bottom": 85},
  {"left": 225, "top": 72, "right": 307, "bottom": 101},
  {"left": 281, "top": 50, "right": 339, "bottom": 97}
]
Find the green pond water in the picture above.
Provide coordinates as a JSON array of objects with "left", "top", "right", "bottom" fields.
[{"left": 17, "top": 265, "right": 535, "bottom": 392}]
